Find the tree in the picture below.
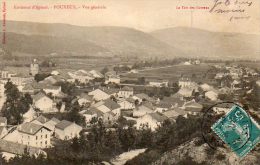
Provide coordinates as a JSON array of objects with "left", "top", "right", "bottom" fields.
[
  {"left": 4, "top": 81, "right": 20, "bottom": 102},
  {"left": 65, "top": 104, "right": 85, "bottom": 127},
  {"left": 2, "top": 81, "right": 25, "bottom": 124},
  {"left": 55, "top": 81, "right": 75, "bottom": 95}
]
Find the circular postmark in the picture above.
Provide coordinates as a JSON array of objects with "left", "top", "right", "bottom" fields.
[{"left": 200, "top": 101, "right": 253, "bottom": 152}]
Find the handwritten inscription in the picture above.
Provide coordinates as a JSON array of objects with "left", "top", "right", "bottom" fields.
[{"left": 209, "top": 0, "right": 253, "bottom": 21}]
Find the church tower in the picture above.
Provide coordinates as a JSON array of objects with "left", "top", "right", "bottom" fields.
[{"left": 30, "top": 59, "right": 39, "bottom": 76}]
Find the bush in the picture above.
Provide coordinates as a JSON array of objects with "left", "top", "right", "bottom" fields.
[
  {"left": 125, "top": 149, "right": 161, "bottom": 165},
  {"left": 216, "top": 153, "right": 226, "bottom": 160}
]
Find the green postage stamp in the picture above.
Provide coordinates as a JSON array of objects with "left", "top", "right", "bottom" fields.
[{"left": 211, "top": 105, "right": 260, "bottom": 158}]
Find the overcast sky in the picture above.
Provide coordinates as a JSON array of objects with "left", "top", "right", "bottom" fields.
[{"left": 5, "top": 0, "right": 260, "bottom": 34}]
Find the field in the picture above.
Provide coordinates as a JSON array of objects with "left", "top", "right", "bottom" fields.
[{"left": 122, "top": 63, "right": 213, "bottom": 83}]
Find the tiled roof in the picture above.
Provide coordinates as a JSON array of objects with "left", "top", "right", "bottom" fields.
[
  {"left": 55, "top": 120, "right": 73, "bottom": 130},
  {"left": 22, "top": 84, "right": 35, "bottom": 91},
  {"left": 84, "top": 107, "right": 104, "bottom": 117},
  {"left": 178, "top": 88, "right": 194, "bottom": 97},
  {"left": 89, "top": 70, "right": 104, "bottom": 78},
  {"left": 162, "top": 96, "right": 185, "bottom": 107},
  {"left": 135, "top": 93, "right": 150, "bottom": 100},
  {"left": 34, "top": 115, "right": 49, "bottom": 124},
  {"left": 102, "top": 88, "right": 119, "bottom": 95},
  {"left": 183, "top": 101, "right": 203, "bottom": 112},
  {"left": 126, "top": 97, "right": 136, "bottom": 103},
  {"left": 31, "top": 82, "right": 60, "bottom": 90},
  {"left": 156, "top": 102, "right": 172, "bottom": 109},
  {"left": 142, "top": 102, "right": 154, "bottom": 110},
  {"left": 163, "top": 110, "right": 180, "bottom": 119},
  {"left": 18, "top": 122, "right": 50, "bottom": 135},
  {"left": 0, "top": 139, "right": 44, "bottom": 156},
  {"left": 103, "top": 99, "right": 120, "bottom": 110},
  {"left": 32, "top": 92, "right": 49, "bottom": 102},
  {"left": 148, "top": 113, "right": 168, "bottom": 122},
  {"left": 50, "top": 117, "right": 60, "bottom": 124}
]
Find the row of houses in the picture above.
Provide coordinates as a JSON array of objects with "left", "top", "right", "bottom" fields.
[{"left": 0, "top": 115, "right": 82, "bottom": 160}]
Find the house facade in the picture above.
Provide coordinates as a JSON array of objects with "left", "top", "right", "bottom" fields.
[
  {"left": 118, "top": 86, "right": 134, "bottom": 99},
  {"left": 17, "top": 122, "right": 52, "bottom": 148},
  {"left": 33, "top": 93, "right": 56, "bottom": 113},
  {"left": 55, "top": 120, "right": 83, "bottom": 140}
]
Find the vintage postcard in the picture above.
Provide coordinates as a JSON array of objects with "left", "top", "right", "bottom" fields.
[{"left": 0, "top": 0, "right": 259, "bottom": 164}]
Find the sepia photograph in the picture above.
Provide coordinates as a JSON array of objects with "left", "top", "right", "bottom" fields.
[{"left": 0, "top": 0, "right": 259, "bottom": 164}]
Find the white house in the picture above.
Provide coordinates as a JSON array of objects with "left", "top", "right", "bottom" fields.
[
  {"left": 17, "top": 122, "right": 52, "bottom": 148},
  {"left": 102, "top": 111, "right": 117, "bottom": 123},
  {"left": 182, "top": 100, "right": 203, "bottom": 115},
  {"left": 51, "top": 70, "right": 60, "bottom": 76},
  {"left": 92, "top": 99, "right": 121, "bottom": 118},
  {"left": 213, "top": 107, "right": 230, "bottom": 115},
  {"left": 68, "top": 70, "right": 94, "bottom": 83},
  {"left": 178, "top": 78, "right": 197, "bottom": 88},
  {"left": 23, "top": 106, "right": 37, "bottom": 123},
  {"left": 135, "top": 113, "right": 168, "bottom": 131},
  {"left": 205, "top": 90, "right": 218, "bottom": 101},
  {"left": 155, "top": 102, "right": 173, "bottom": 113},
  {"left": 178, "top": 87, "right": 194, "bottom": 98},
  {"left": 118, "top": 86, "right": 134, "bottom": 99},
  {"left": 55, "top": 120, "right": 82, "bottom": 140},
  {"left": 118, "top": 99, "right": 135, "bottom": 110},
  {"left": 89, "top": 70, "right": 104, "bottom": 78},
  {"left": 33, "top": 93, "right": 56, "bottom": 113},
  {"left": 105, "top": 75, "right": 120, "bottom": 84},
  {"left": 163, "top": 108, "right": 187, "bottom": 120},
  {"left": 44, "top": 117, "right": 60, "bottom": 133},
  {"left": 43, "top": 85, "right": 62, "bottom": 97},
  {"left": 79, "top": 107, "right": 104, "bottom": 125},
  {"left": 9, "top": 76, "right": 34, "bottom": 86},
  {"left": 88, "top": 88, "right": 110, "bottom": 101},
  {"left": 77, "top": 93, "right": 93, "bottom": 106},
  {"left": 149, "top": 80, "right": 169, "bottom": 87}
]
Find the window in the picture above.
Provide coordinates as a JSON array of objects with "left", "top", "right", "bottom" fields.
[
  {"left": 36, "top": 136, "right": 38, "bottom": 140},
  {"left": 46, "top": 134, "right": 48, "bottom": 138},
  {"left": 41, "top": 135, "right": 42, "bottom": 139},
  {"left": 45, "top": 141, "right": 47, "bottom": 145}
]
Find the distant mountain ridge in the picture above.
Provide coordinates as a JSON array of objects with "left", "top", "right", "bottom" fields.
[
  {"left": 2, "top": 21, "right": 260, "bottom": 59},
  {"left": 3, "top": 21, "right": 180, "bottom": 58},
  {"left": 151, "top": 27, "right": 260, "bottom": 59}
]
